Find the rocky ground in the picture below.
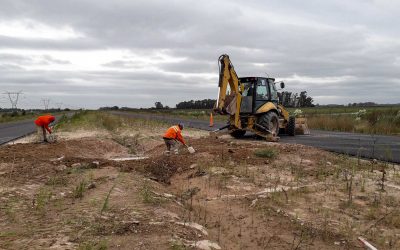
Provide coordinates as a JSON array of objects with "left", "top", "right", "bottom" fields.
[{"left": 1, "top": 124, "right": 399, "bottom": 249}]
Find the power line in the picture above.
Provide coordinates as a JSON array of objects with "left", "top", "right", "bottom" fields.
[
  {"left": 3, "top": 91, "right": 22, "bottom": 110},
  {"left": 41, "top": 98, "right": 50, "bottom": 110}
]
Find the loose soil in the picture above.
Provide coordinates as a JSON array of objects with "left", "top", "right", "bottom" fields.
[{"left": 1, "top": 129, "right": 399, "bottom": 249}]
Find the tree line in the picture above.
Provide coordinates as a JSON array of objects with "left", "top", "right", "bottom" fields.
[{"left": 171, "top": 91, "right": 314, "bottom": 109}]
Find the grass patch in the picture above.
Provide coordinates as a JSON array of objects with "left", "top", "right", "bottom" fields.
[
  {"left": 0, "top": 231, "right": 18, "bottom": 238},
  {"left": 254, "top": 148, "right": 278, "bottom": 158},
  {"left": 305, "top": 108, "right": 400, "bottom": 135},
  {"left": 139, "top": 180, "right": 157, "bottom": 204},
  {"left": 73, "top": 179, "right": 87, "bottom": 199},
  {"left": 35, "top": 187, "right": 52, "bottom": 214},
  {"left": 57, "top": 110, "right": 168, "bottom": 133},
  {"left": 46, "top": 175, "right": 68, "bottom": 186},
  {"left": 100, "top": 184, "right": 116, "bottom": 214},
  {"left": 78, "top": 240, "right": 108, "bottom": 250}
]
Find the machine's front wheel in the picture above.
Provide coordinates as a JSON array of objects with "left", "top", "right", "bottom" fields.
[
  {"left": 258, "top": 112, "right": 279, "bottom": 136},
  {"left": 229, "top": 129, "right": 246, "bottom": 138}
]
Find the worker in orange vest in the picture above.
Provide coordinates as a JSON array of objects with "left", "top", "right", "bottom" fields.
[
  {"left": 163, "top": 123, "right": 186, "bottom": 153},
  {"left": 34, "top": 114, "right": 55, "bottom": 142}
]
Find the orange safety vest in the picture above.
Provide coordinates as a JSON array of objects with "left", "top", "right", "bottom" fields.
[
  {"left": 163, "top": 125, "right": 185, "bottom": 145},
  {"left": 34, "top": 115, "right": 55, "bottom": 133}
]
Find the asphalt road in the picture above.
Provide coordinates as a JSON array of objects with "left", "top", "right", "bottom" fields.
[
  {"left": 111, "top": 111, "right": 400, "bottom": 163},
  {"left": 0, "top": 119, "right": 37, "bottom": 145},
  {"left": 0, "top": 114, "right": 71, "bottom": 145}
]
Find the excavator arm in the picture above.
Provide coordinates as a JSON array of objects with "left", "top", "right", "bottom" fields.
[{"left": 214, "top": 54, "right": 242, "bottom": 128}]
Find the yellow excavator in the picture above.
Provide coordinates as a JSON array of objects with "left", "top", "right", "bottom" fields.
[{"left": 212, "top": 54, "right": 298, "bottom": 140}]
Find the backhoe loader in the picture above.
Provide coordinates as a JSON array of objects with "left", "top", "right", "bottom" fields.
[{"left": 212, "top": 54, "right": 296, "bottom": 140}]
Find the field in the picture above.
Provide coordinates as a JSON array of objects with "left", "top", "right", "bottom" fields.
[
  {"left": 119, "top": 105, "right": 400, "bottom": 135},
  {"left": 1, "top": 112, "right": 400, "bottom": 249}
]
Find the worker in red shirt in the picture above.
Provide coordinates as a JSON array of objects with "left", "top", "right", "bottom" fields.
[
  {"left": 34, "top": 114, "right": 55, "bottom": 142},
  {"left": 163, "top": 123, "right": 186, "bottom": 153}
]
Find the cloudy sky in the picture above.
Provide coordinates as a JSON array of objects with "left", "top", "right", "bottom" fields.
[{"left": 0, "top": 0, "right": 399, "bottom": 109}]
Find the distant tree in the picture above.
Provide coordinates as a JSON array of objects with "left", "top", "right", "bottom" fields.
[
  {"left": 176, "top": 99, "right": 216, "bottom": 109},
  {"left": 154, "top": 102, "right": 164, "bottom": 109},
  {"left": 299, "top": 91, "right": 314, "bottom": 107},
  {"left": 279, "top": 91, "right": 314, "bottom": 107}
]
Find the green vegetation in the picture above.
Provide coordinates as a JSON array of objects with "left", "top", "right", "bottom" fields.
[
  {"left": 78, "top": 240, "right": 108, "bottom": 250},
  {"left": 0, "top": 110, "right": 67, "bottom": 124},
  {"left": 57, "top": 110, "right": 167, "bottom": 132},
  {"left": 73, "top": 179, "right": 87, "bottom": 199},
  {"left": 139, "top": 180, "right": 157, "bottom": 204},
  {"left": 35, "top": 187, "right": 52, "bottom": 214},
  {"left": 254, "top": 148, "right": 278, "bottom": 158},
  {"left": 111, "top": 105, "right": 400, "bottom": 135},
  {"left": 100, "top": 184, "right": 115, "bottom": 214},
  {"left": 306, "top": 108, "right": 400, "bottom": 135}
]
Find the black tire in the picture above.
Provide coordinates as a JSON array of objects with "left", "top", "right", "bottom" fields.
[
  {"left": 229, "top": 129, "right": 246, "bottom": 138},
  {"left": 286, "top": 116, "right": 296, "bottom": 136},
  {"left": 258, "top": 112, "right": 279, "bottom": 136}
]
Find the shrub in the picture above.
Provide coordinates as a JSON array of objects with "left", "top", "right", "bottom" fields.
[{"left": 254, "top": 148, "right": 278, "bottom": 158}]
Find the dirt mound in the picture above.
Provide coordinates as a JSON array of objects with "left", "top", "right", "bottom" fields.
[
  {"left": 120, "top": 154, "right": 195, "bottom": 184},
  {"left": 1, "top": 138, "right": 128, "bottom": 162}
]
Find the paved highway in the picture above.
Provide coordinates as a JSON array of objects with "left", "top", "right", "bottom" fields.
[
  {"left": 0, "top": 119, "right": 36, "bottom": 145},
  {"left": 110, "top": 111, "right": 400, "bottom": 163}
]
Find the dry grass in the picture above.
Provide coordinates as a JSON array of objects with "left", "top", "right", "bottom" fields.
[{"left": 307, "top": 109, "right": 400, "bottom": 135}]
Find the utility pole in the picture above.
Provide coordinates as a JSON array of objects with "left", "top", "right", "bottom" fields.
[
  {"left": 42, "top": 98, "right": 50, "bottom": 110},
  {"left": 4, "top": 91, "right": 22, "bottom": 111}
]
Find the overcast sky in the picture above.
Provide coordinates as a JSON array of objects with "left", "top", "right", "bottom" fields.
[{"left": 0, "top": 0, "right": 399, "bottom": 109}]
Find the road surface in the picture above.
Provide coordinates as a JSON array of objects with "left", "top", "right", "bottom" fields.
[
  {"left": 0, "top": 119, "right": 37, "bottom": 145},
  {"left": 110, "top": 111, "right": 400, "bottom": 163},
  {"left": 0, "top": 114, "right": 71, "bottom": 145}
]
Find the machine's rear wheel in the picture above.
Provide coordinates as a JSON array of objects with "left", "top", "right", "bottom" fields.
[
  {"left": 229, "top": 129, "right": 246, "bottom": 138},
  {"left": 258, "top": 112, "right": 279, "bottom": 136},
  {"left": 286, "top": 116, "right": 296, "bottom": 136}
]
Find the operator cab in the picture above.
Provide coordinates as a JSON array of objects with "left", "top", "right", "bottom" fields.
[{"left": 239, "top": 77, "right": 280, "bottom": 113}]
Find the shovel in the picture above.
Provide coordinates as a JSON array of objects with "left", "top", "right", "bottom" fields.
[{"left": 186, "top": 145, "right": 195, "bottom": 154}]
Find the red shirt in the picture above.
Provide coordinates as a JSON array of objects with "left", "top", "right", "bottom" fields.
[{"left": 34, "top": 115, "right": 55, "bottom": 133}]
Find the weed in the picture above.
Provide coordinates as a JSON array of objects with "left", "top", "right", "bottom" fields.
[
  {"left": 35, "top": 187, "right": 52, "bottom": 214},
  {"left": 78, "top": 240, "right": 108, "bottom": 250},
  {"left": 254, "top": 148, "right": 278, "bottom": 158},
  {"left": 46, "top": 175, "right": 68, "bottom": 186},
  {"left": 139, "top": 180, "right": 155, "bottom": 204},
  {"left": 4, "top": 199, "right": 17, "bottom": 222},
  {"left": 376, "top": 165, "right": 387, "bottom": 192},
  {"left": 73, "top": 179, "right": 87, "bottom": 199},
  {"left": 0, "top": 231, "right": 18, "bottom": 238},
  {"left": 100, "top": 184, "right": 116, "bottom": 214},
  {"left": 170, "top": 241, "right": 185, "bottom": 250}
]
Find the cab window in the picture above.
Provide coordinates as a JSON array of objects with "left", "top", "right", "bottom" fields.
[
  {"left": 256, "top": 79, "right": 268, "bottom": 100},
  {"left": 269, "top": 79, "right": 278, "bottom": 101},
  {"left": 242, "top": 82, "right": 254, "bottom": 96}
]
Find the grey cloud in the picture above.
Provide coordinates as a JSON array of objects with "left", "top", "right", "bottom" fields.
[{"left": 0, "top": 0, "right": 399, "bottom": 107}]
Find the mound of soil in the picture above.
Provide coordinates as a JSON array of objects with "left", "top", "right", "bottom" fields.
[{"left": 121, "top": 154, "right": 195, "bottom": 184}]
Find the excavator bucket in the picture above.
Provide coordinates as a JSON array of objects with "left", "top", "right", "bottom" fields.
[{"left": 295, "top": 117, "right": 310, "bottom": 135}]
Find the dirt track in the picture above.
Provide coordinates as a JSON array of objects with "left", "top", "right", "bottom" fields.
[{"left": 1, "top": 129, "right": 400, "bottom": 249}]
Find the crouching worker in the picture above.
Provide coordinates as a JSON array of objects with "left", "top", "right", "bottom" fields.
[
  {"left": 34, "top": 114, "right": 55, "bottom": 143},
  {"left": 163, "top": 123, "right": 186, "bottom": 154}
]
